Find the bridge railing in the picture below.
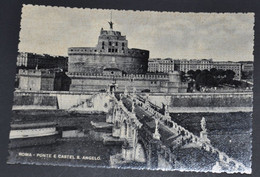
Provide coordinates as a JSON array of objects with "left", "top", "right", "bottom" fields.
[
  {"left": 67, "top": 93, "right": 99, "bottom": 110},
  {"left": 126, "top": 93, "right": 249, "bottom": 173}
]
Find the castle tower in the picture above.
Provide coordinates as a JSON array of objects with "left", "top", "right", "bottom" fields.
[
  {"left": 68, "top": 15, "right": 149, "bottom": 91},
  {"left": 168, "top": 71, "right": 181, "bottom": 83},
  {"left": 97, "top": 22, "right": 129, "bottom": 54}
]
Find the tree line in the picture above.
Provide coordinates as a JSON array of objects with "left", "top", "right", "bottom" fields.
[{"left": 180, "top": 68, "right": 248, "bottom": 91}]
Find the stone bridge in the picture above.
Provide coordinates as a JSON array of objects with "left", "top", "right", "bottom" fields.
[
  {"left": 66, "top": 88, "right": 250, "bottom": 173},
  {"left": 108, "top": 89, "right": 250, "bottom": 173}
]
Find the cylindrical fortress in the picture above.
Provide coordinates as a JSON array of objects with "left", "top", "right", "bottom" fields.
[
  {"left": 68, "top": 47, "right": 149, "bottom": 74},
  {"left": 68, "top": 27, "right": 149, "bottom": 74},
  {"left": 67, "top": 23, "right": 187, "bottom": 93}
]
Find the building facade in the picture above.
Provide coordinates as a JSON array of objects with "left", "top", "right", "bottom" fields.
[
  {"left": 178, "top": 59, "right": 213, "bottom": 73},
  {"left": 148, "top": 58, "right": 176, "bottom": 73},
  {"left": 148, "top": 58, "right": 213, "bottom": 73},
  {"left": 213, "top": 61, "right": 242, "bottom": 79},
  {"left": 69, "top": 71, "right": 188, "bottom": 93},
  {"left": 17, "top": 52, "right": 68, "bottom": 71},
  {"left": 148, "top": 58, "right": 242, "bottom": 80},
  {"left": 68, "top": 26, "right": 149, "bottom": 75},
  {"left": 239, "top": 61, "right": 253, "bottom": 72},
  {"left": 18, "top": 69, "right": 65, "bottom": 91}
]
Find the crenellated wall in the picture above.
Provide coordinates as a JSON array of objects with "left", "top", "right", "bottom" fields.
[{"left": 67, "top": 73, "right": 187, "bottom": 93}]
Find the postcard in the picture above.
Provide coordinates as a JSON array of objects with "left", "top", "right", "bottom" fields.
[{"left": 8, "top": 4, "right": 254, "bottom": 174}]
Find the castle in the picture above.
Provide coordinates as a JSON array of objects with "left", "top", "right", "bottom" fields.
[
  {"left": 67, "top": 20, "right": 187, "bottom": 93},
  {"left": 67, "top": 22, "right": 149, "bottom": 75}
]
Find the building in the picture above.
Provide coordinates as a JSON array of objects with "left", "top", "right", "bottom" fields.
[
  {"left": 239, "top": 61, "right": 253, "bottom": 72},
  {"left": 67, "top": 23, "right": 149, "bottom": 75},
  {"left": 17, "top": 52, "right": 68, "bottom": 71},
  {"left": 17, "top": 69, "right": 70, "bottom": 91},
  {"left": 213, "top": 61, "right": 242, "bottom": 79},
  {"left": 67, "top": 21, "right": 187, "bottom": 93},
  {"left": 178, "top": 59, "right": 213, "bottom": 73},
  {"left": 241, "top": 63, "right": 253, "bottom": 72},
  {"left": 148, "top": 58, "right": 176, "bottom": 73},
  {"left": 147, "top": 58, "right": 160, "bottom": 72},
  {"left": 68, "top": 71, "right": 187, "bottom": 93},
  {"left": 148, "top": 58, "right": 213, "bottom": 73},
  {"left": 148, "top": 58, "right": 242, "bottom": 80}
]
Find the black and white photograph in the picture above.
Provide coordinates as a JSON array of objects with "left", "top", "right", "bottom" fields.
[{"left": 7, "top": 4, "right": 254, "bottom": 174}]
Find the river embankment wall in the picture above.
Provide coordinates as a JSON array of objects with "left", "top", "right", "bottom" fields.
[
  {"left": 12, "top": 90, "right": 253, "bottom": 112},
  {"left": 147, "top": 92, "right": 253, "bottom": 112},
  {"left": 12, "top": 91, "right": 93, "bottom": 110}
]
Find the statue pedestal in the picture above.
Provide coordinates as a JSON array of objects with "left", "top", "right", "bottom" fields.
[{"left": 200, "top": 131, "right": 210, "bottom": 144}]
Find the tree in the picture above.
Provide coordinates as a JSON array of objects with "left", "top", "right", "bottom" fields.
[
  {"left": 180, "top": 71, "right": 187, "bottom": 82},
  {"left": 194, "top": 70, "right": 201, "bottom": 79},
  {"left": 195, "top": 70, "right": 217, "bottom": 89},
  {"left": 242, "top": 71, "right": 253, "bottom": 80},
  {"left": 216, "top": 69, "right": 225, "bottom": 78},
  {"left": 225, "top": 70, "right": 235, "bottom": 80},
  {"left": 210, "top": 68, "right": 218, "bottom": 77},
  {"left": 187, "top": 70, "right": 195, "bottom": 79},
  {"left": 195, "top": 70, "right": 208, "bottom": 87}
]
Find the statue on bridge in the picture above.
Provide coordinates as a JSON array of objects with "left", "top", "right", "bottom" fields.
[
  {"left": 124, "top": 86, "right": 128, "bottom": 96},
  {"left": 131, "top": 102, "right": 135, "bottom": 114},
  {"left": 132, "top": 87, "right": 137, "bottom": 98},
  {"left": 164, "top": 104, "right": 170, "bottom": 118},
  {"left": 200, "top": 117, "right": 210, "bottom": 144},
  {"left": 153, "top": 118, "right": 161, "bottom": 140},
  {"left": 144, "top": 93, "right": 150, "bottom": 109}
]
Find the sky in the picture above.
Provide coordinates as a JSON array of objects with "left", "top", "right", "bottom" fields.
[{"left": 18, "top": 5, "right": 254, "bottom": 61}]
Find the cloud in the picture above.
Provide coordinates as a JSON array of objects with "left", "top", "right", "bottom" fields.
[{"left": 19, "top": 5, "right": 254, "bottom": 61}]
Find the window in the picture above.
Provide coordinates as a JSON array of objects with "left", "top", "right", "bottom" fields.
[
  {"left": 115, "top": 49, "right": 118, "bottom": 52},
  {"left": 116, "top": 42, "right": 118, "bottom": 46},
  {"left": 109, "top": 42, "right": 112, "bottom": 46},
  {"left": 122, "top": 43, "right": 125, "bottom": 47},
  {"left": 108, "top": 48, "right": 111, "bottom": 52}
]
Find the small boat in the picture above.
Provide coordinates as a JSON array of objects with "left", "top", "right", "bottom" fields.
[
  {"left": 9, "top": 122, "right": 59, "bottom": 148},
  {"left": 90, "top": 121, "right": 113, "bottom": 129}
]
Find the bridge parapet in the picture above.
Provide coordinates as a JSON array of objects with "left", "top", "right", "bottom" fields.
[{"left": 126, "top": 93, "right": 250, "bottom": 173}]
